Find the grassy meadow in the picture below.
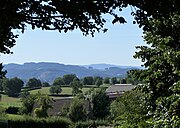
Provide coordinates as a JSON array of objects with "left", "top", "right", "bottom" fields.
[
  {"left": 30, "top": 86, "right": 96, "bottom": 95},
  {"left": 0, "top": 85, "right": 102, "bottom": 108},
  {"left": 6, "top": 114, "right": 24, "bottom": 120},
  {"left": 30, "top": 87, "right": 73, "bottom": 95},
  {"left": 0, "top": 95, "right": 22, "bottom": 108}
]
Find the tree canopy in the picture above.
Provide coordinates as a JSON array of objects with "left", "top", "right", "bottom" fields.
[
  {"left": 70, "top": 78, "right": 83, "bottom": 95},
  {"left": 26, "top": 77, "right": 42, "bottom": 88},
  {"left": 2, "top": 77, "right": 24, "bottom": 97},
  {"left": 53, "top": 77, "right": 65, "bottom": 86},
  {"left": 133, "top": 14, "right": 180, "bottom": 126},
  {"left": 1, "top": 0, "right": 179, "bottom": 56},
  {"left": 63, "top": 74, "right": 77, "bottom": 85}
]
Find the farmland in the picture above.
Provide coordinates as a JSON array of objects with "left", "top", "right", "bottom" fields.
[
  {"left": 0, "top": 95, "right": 22, "bottom": 108},
  {"left": 0, "top": 86, "right": 98, "bottom": 108},
  {"left": 30, "top": 86, "right": 94, "bottom": 95}
]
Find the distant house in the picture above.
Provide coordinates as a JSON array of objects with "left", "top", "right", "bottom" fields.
[{"left": 106, "top": 84, "right": 136, "bottom": 99}]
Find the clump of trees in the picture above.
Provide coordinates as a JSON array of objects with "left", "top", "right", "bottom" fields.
[
  {"left": 34, "top": 93, "right": 53, "bottom": 118},
  {"left": 20, "top": 91, "right": 53, "bottom": 117},
  {"left": 49, "top": 85, "right": 62, "bottom": 95},
  {"left": 52, "top": 74, "right": 78, "bottom": 86},
  {"left": 42, "top": 82, "right": 50, "bottom": 87},
  {"left": 65, "top": 88, "right": 110, "bottom": 122},
  {"left": 84, "top": 88, "right": 110, "bottom": 120},
  {"left": 26, "top": 78, "right": 42, "bottom": 88},
  {"left": 82, "top": 76, "right": 94, "bottom": 85},
  {"left": 70, "top": 78, "right": 83, "bottom": 96},
  {"left": 68, "top": 97, "right": 87, "bottom": 122},
  {"left": 110, "top": 90, "right": 148, "bottom": 127},
  {"left": 19, "top": 93, "right": 37, "bottom": 115},
  {"left": 103, "top": 77, "right": 110, "bottom": 84},
  {"left": 63, "top": 74, "right": 77, "bottom": 85},
  {"left": 1, "top": 77, "right": 24, "bottom": 97},
  {"left": 53, "top": 77, "right": 65, "bottom": 86},
  {"left": 91, "top": 88, "right": 110, "bottom": 119}
]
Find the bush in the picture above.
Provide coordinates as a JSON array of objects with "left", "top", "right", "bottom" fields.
[
  {"left": 5, "top": 106, "right": 19, "bottom": 114},
  {"left": 34, "top": 107, "right": 46, "bottom": 118}
]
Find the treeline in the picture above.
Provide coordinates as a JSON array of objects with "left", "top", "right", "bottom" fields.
[{"left": 0, "top": 72, "right": 140, "bottom": 97}]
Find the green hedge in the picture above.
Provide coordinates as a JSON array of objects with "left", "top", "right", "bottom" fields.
[
  {"left": 21, "top": 87, "right": 42, "bottom": 92},
  {"left": 1, "top": 116, "right": 111, "bottom": 128},
  {"left": 73, "top": 120, "right": 111, "bottom": 128},
  {"left": 2, "top": 116, "right": 72, "bottom": 128}
]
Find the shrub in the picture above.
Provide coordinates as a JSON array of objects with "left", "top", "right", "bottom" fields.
[
  {"left": 34, "top": 107, "right": 46, "bottom": 118},
  {"left": 5, "top": 106, "right": 19, "bottom": 114}
]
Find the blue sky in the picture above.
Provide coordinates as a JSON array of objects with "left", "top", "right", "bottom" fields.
[{"left": 1, "top": 7, "right": 145, "bottom": 66}]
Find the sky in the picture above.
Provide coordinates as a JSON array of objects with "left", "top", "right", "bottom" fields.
[{"left": 0, "top": 7, "right": 145, "bottom": 66}]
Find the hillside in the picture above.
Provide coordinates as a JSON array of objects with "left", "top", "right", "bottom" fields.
[{"left": 4, "top": 62, "right": 140, "bottom": 83}]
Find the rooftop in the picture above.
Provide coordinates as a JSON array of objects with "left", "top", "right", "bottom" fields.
[{"left": 106, "top": 84, "right": 136, "bottom": 94}]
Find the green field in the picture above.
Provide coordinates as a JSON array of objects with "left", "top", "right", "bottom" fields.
[
  {"left": 0, "top": 86, "right": 95, "bottom": 108},
  {"left": 0, "top": 95, "right": 22, "bottom": 108},
  {"left": 30, "top": 87, "right": 72, "bottom": 95},
  {"left": 7, "top": 114, "right": 24, "bottom": 119},
  {"left": 30, "top": 86, "right": 93, "bottom": 95}
]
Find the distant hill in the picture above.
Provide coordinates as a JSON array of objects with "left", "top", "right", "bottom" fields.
[
  {"left": 83, "top": 63, "right": 142, "bottom": 70},
  {"left": 4, "top": 62, "right": 141, "bottom": 83}
]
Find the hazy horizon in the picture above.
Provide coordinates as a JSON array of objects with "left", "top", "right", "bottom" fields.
[{"left": 3, "top": 61, "right": 143, "bottom": 67}]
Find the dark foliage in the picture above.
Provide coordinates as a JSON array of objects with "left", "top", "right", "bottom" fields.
[
  {"left": 6, "top": 117, "right": 72, "bottom": 128},
  {"left": 5, "top": 106, "right": 19, "bottom": 114}
]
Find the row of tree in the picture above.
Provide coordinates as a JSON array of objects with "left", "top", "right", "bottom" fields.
[
  {"left": 52, "top": 73, "right": 139, "bottom": 86},
  {"left": 0, "top": 73, "right": 140, "bottom": 97}
]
